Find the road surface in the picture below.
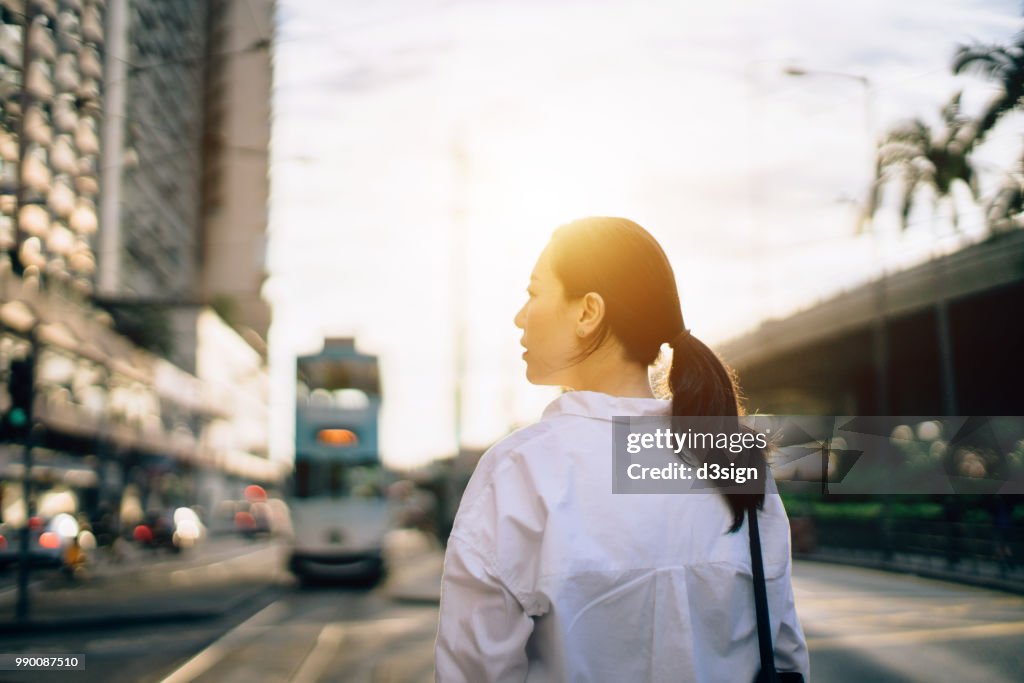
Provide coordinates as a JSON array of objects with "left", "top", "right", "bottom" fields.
[{"left": 1, "top": 541, "right": 1022, "bottom": 682}]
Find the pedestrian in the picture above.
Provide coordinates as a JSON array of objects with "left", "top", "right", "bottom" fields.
[
  {"left": 435, "top": 217, "right": 809, "bottom": 682},
  {"left": 62, "top": 536, "right": 87, "bottom": 581}
]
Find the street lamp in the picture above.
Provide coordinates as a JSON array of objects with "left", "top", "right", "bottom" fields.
[
  {"left": 783, "top": 66, "right": 869, "bottom": 89},
  {"left": 783, "top": 67, "right": 874, "bottom": 218},
  {"left": 784, "top": 65, "right": 890, "bottom": 413}
]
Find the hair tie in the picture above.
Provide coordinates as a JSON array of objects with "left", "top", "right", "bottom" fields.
[{"left": 670, "top": 328, "right": 692, "bottom": 348}]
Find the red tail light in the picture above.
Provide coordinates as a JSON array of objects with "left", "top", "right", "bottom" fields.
[
  {"left": 235, "top": 511, "right": 256, "bottom": 530},
  {"left": 39, "top": 532, "right": 60, "bottom": 549},
  {"left": 244, "top": 485, "right": 268, "bottom": 503}
]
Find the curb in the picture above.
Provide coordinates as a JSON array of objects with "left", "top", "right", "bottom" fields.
[
  {"left": 795, "top": 553, "right": 1024, "bottom": 596},
  {"left": 0, "top": 582, "right": 283, "bottom": 635}
]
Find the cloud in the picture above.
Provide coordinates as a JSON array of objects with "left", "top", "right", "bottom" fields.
[{"left": 269, "top": 0, "right": 1024, "bottom": 465}]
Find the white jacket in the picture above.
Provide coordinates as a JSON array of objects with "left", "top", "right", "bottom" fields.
[{"left": 435, "top": 390, "right": 810, "bottom": 683}]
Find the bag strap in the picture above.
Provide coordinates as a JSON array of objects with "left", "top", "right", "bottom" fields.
[{"left": 748, "top": 504, "right": 778, "bottom": 683}]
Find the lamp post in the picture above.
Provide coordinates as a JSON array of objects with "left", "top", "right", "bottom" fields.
[
  {"left": 448, "top": 100, "right": 526, "bottom": 452},
  {"left": 450, "top": 134, "right": 467, "bottom": 453},
  {"left": 13, "top": 331, "right": 37, "bottom": 623},
  {"left": 783, "top": 66, "right": 874, "bottom": 218},
  {"left": 784, "top": 66, "right": 890, "bottom": 414},
  {"left": 782, "top": 67, "right": 871, "bottom": 130},
  {"left": 7, "top": 0, "right": 45, "bottom": 621},
  {"left": 1, "top": 300, "right": 39, "bottom": 623}
]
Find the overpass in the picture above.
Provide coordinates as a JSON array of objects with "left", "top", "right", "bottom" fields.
[{"left": 719, "top": 229, "right": 1024, "bottom": 416}]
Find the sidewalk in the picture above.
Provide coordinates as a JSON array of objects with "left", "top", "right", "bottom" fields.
[
  {"left": 0, "top": 538, "right": 285, "bottom": 633},
  {"left": 796, "top": 547, "right": 1024, "bottom": 596},
  {"left": 0, "top": 532, "right": 446, "bottom": 632},
  {"left": 376, "top": 531, "right": 1024, "bottom": 605},
  {"left": 0, "top": 579, "right": 277, "bottom": 634}
]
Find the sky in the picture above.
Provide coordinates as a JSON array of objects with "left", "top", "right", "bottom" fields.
[{"left": 265, "top": 0, "right": 1023, "bottom": 469}]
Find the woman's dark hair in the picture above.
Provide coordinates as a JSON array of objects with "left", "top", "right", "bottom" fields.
[{"left": 547, "top": 217, "right": 764, "bottom": 532}]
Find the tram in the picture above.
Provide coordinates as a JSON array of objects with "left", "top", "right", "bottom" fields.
[{"left": 287, "top": 338, "right": 391, "bottom": 583}]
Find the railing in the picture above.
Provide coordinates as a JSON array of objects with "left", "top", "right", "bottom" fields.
[{"left": 795, "top": 516, "right": 1024, "bottom": 585}]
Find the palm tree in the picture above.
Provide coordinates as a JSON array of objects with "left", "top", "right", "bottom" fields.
[
  {"left": 985, "top": 167, "right": 1024, "bottom": 233},
  {"left": 952, "top": 28, "right": 1024, "bottom": 146},
  {"left": 953, "top": 27, "right": 1024, "bottom": 232},
  {"left": 866, "top": 92, "right": 979, "bottom": 232}
]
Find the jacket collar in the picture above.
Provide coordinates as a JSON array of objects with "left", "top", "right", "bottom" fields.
[{"left": 541, "top": 390, "right": 671, "bottom": 422}]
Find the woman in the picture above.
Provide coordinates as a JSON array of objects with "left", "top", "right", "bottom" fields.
[{"left": 435, "top": 217, "right": 809, "bottom": 682}]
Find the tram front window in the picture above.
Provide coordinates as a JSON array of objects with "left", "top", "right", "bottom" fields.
[{"left": 293, "top": 460, "right": 384, "bottom": 500}]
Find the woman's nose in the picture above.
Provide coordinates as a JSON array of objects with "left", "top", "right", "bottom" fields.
[{"left": 513, "top": 303, "right": 526, "bottom": 329}]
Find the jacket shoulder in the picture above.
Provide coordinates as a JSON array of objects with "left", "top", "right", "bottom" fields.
[{"left": 463, "top": 420, "right": 559, "bottom": 495}]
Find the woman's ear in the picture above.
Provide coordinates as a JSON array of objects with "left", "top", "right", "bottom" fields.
[{"left": 576, "top": 292, "right": 606, "bottom": 336}]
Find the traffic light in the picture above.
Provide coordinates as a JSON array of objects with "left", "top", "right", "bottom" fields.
[{"left": 6, "top": 355, "right": 34, "bottom": 437}]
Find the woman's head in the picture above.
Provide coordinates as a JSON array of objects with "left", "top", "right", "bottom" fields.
[
  {"left": 515, "top": 217, "right": 741, "bottom": 413},
  {"left": 513, "top": 243, "right": 585, "bottom": 386},
  {"left": 515, "top": 217, "right": 682, "bottom": 389},
  {"left": 516, "top": 217, "right": 762, "bottom": 530},
  {"left": 546, "top": 218, "right": 683, "bottom": 367}
]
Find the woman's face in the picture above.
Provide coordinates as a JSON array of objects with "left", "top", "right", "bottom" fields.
[{"left": 514, "top": 246, "right": 581, "bottom": 386}]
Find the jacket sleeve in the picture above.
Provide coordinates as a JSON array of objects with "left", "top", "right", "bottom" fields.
[
  {"left": 435, "top": 533, "right": 535, "bottom": 682},
  {"left": 773, "top": 563, "right": 811, "bottom": 680},
  {"left": 760, "top": 479, "right": 810, "bottom": 680}
]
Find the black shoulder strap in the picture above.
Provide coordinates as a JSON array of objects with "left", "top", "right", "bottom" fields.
[{"left": 748, "top": 504, "right": 777, "bottom": 683}]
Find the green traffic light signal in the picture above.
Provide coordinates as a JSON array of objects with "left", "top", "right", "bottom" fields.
[
  {"left": 6, "top": 356, "right": 34, "bottom": 436},
  {"left": 7, "top": 407, "right": 27, "bottom": 429}
]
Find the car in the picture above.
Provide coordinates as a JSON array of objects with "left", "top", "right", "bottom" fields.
[
  {"left": 0, "top": 513, "right": 87, "bottom": 571},
  {"left": 235, "top": 500, "right": 273, "bottom": 537},
  {"left": 131, "top": 507, "right": 206, "bottom": 552}
]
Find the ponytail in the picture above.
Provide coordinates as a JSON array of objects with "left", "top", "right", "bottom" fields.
[
  {"left": 545, "top": 217, "right": 769, "bottom": 533},
  {"left": 669, "top": 331, "right": 766, "bottom": 533}
]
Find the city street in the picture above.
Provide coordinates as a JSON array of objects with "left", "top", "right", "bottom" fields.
[
  {"left": 0, "top": 1, "right": 1021, "bottom": 681},
  {"left": 0, "top": 534, "right": 291, "bottom": 681},
  {"left": 796, "top": 562, "right": 1024, "bottom": 682},
  {"left": 2, "top": 537, "right": 1022, "bottom": 682},
  {"left": 0, "top": 530, "right": 443, "bottom": 683}
]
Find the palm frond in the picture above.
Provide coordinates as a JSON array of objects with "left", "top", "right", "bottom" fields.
[
  {"left": 971, "top": 91, "right": 1020, "bottom": 145},
  {"left": 864, "top": 176, "right": 884, "bottom": 219},
  {"left": 876, "top": 144, "right": 924, "bottom": 170},
  {"left": 986, "top": 176, "right": 1024, "bottom": 233},
  {"left": 940, "top": 91, "right": 964, "bottom": 125},
  {"left": 899, "top": 168, "right": 923, "bottom": 229},
  {"left": 965, "top": 165, "right": 980, "bottom": 201},
  {"left": 876, "top": 119, "right": 930, "bottom": 170},
  {"left": 952, "top": 34, "right": 1024, "bottom": 144},
  {"left": 952, "top": 45, "right": 1012, "bottom": 79}
]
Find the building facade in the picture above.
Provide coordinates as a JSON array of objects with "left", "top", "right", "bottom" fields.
[
  {"left": 200, "top": 0, "right": 273, "bottom": 341},
  {"left": 1, "top": 0, "right": 103, "bottom": 292},
  {"left": 98, "top": 0, "right": 273, "bottom": 366},
  {"left": 0, "top": 0, "right": 281, "bottom": 537},
  {"left": 99, "top": 0, "right": 208, "bottom": 300}
]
